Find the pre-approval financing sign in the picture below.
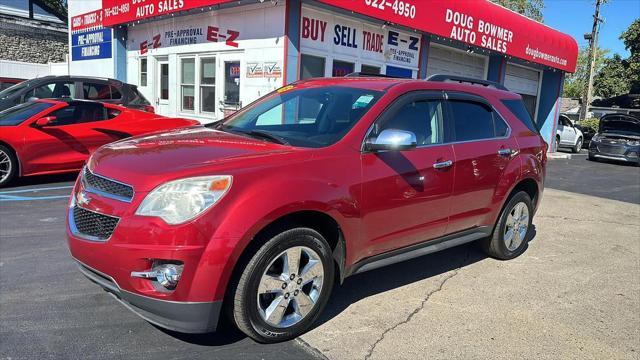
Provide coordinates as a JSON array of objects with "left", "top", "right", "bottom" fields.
[{"left": 71, "top": 28, "right": 113, "bottom": 61}]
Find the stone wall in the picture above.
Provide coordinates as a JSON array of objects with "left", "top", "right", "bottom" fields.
[{"left": 0, "top": 16, "right": 67, "bottom": 64}]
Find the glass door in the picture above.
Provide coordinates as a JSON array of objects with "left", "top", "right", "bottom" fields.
[
  {"left": 156, "top": 59, "right": 170, "bottom": 115},
  {"left": 217, "top": 53, "right": 242, "bottom": 119}
]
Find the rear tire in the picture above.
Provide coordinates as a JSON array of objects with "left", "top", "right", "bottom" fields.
[
  {"left": 229, "top": 228, "right": 335, "bottom": 343},
  {"left": 572, "top": 137, "right": 582, "bottom": 153},
  {"left": 482, "top": 191, "right": 533, "bottom": 260},
  {"left": 0, "top": 145, "right": 18, "bottom": 188}
]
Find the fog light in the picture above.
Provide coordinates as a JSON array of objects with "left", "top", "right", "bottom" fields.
[{"left": 131, "top": 260, "right": 184, "bottom": 290}]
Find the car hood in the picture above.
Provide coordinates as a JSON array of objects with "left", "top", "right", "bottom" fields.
[
  {"left": 88, "top": 126, "right": 300, "bottom": 191},
  {"left": 599, "top": 114, "right": 640, "bottom": 137}
]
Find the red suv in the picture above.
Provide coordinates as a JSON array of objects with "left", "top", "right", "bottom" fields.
[{"left": 67, "top": 75, "right": 547, "bottom": 343}]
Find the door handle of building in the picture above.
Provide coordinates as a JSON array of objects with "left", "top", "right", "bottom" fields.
[
  {"left": 433, "top": 160, "right": 453, "bottom": 169},
  {"left": 498, "top": 148, "right": 514, "bottom": 157}
]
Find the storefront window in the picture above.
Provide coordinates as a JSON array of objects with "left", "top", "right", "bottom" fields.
[
  {"left": 181, "top": 58, "right": 195, "bottom": 111},
  {"left": 160, "top": 62, "right": 169, "bottom": 100},
  {"left": 332, "top": 60, "right": 354, "bottom": 77},
  {"left": 200, "top": 58, "right": 216, "bottom": 113},
  {"left": 140, "top": 58, "right": 147, "bottom": 87},
  {"left": 300, "top": 54, "right": 325, "bottom": 80},
  {"left": 361, "top": 65, "right": 381, "bottom": 74}
]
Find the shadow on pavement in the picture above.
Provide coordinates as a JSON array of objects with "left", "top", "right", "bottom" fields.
[{"left": 4, "top": 172, "right": 79, "bottom": 189}]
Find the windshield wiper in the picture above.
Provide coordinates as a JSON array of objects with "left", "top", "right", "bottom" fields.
[{"left": 239, "top": 129, "right": 290, "bottom": 145}]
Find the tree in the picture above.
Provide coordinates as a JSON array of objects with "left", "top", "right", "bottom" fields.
[
  {"left": 563, "top": 46, "right": 609, "bottom": 98},
  {"left": 491, "top": 0, "right": 544, "bottom": 22},
  {"left": 620, "top": 18, "right": 640, "bottom": 93},
  {"left": 593, "top": 54, "right": 630, "bottom": 98},
  {"left": 33, "top": 0, "right": 67, "bottom": 23}
]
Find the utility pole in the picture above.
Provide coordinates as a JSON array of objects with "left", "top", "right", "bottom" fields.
[{"left": 580, "top": 0, "right": 603, "bottom": 121}]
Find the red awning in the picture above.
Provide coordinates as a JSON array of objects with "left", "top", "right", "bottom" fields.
[{"left": 317, "top": 0, "right": 578, "bottom": 73}]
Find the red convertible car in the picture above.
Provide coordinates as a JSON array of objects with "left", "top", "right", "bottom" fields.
[{"left": 0, "top": 99, "right": 199, "bottom": 187}]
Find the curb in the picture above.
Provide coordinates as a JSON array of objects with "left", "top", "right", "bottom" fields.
[{"left": 547, "top": 152, "right": 572, "bottom": 160}]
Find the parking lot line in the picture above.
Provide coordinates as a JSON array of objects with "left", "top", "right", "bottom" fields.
[
  {"left": 0, "top": 194, "right": 70, "bottom": 201},
  {"left": 0, "top": 185, "right": 74, "bottom": 194}
]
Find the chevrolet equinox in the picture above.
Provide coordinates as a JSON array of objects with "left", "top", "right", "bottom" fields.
[{"left": 67, "top": 75, "right": 547, "bottom": 343}]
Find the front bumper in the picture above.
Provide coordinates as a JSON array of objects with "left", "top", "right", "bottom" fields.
[
  {"left": 589, "top": 140, "right": 640, "bottom": 163},
  {"left": 76, "top": 258, "right": 222, "bottom": 333}
]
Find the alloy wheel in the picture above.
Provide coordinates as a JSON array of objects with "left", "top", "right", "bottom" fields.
[
  {"left": 0, "top": 149, "right": 12, "bottom": 184},
  {"left": 256, "top": 246, "right": 324, "bottom": 328},
  {"left": 504, "top": 202, "right": 529, "bottom": 251}
]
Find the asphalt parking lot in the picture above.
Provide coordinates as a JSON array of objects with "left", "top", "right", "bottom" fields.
[{"left": 1, "top": 155, "right": 639, "bottom": 359}]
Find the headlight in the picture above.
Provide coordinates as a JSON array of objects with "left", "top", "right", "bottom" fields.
[
  {"left": 628, "top": 140, "right": 640, "bottom": 146},
  {"left": 136, "top": 175, "right": 232, "bottom": 225},
  {"left": 591, "top": 133, "right": 602, "bottom": 142}
]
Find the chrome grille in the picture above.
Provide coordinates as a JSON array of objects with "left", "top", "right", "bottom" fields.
[
  {"left": 597, "top": 144, "right": 626, "bottom": 155},
  {"left": 82, "top": 168, "right": 134, "bottom": 201},
  {"left": 71, "top": 206, "right": 120, "bottom": 241}
]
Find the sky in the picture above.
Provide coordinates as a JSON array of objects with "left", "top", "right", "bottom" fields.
[{"left": 544, "top": 0, "right": 639, "bottom": 58}]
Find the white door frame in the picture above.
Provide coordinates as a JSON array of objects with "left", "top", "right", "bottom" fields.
[{"left": 155, "top": 57, "right": 170, "bottom": 114}]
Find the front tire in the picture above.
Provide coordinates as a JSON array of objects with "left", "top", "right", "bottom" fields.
[
  {"left": 229, "top": 228, "right": 335, "bottom": 343},
  {"left": 482, "top": 191, "right": 533, "bottom": 260},
  {"left": 0, "top": 145, "right": 18, "bottom": 188},
  {"left": 572, "top": 137, "right": 582, "bottom": 153}
]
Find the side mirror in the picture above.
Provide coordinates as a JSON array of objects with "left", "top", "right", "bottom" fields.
[
  {"left": 35, "top": 116, "right": 56, "bottom": 127},
  {"left": 365, "top": 129, "right": 417, "bottom": 152}
]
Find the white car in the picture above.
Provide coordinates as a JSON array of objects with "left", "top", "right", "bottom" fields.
[{"left": 556, "top": 115, "right": 583, "bottom": 153}]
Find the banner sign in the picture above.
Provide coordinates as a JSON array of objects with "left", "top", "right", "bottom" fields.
[
  {"left": 301, "top": 7, "right": 421, "bottom": 69},
  {"left": 102, "top": 0, "right": 233, "bottom": 27},
  {"left": 71, "top": 9, "right": 104, "bottom": 32},
  {"left": 71, "top": 28, "right": 113, "bottom": 61},
  {"left": 317, "top": 0, "right": 578, "bottom": 72}
]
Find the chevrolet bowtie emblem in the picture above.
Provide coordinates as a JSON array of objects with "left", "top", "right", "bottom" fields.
[{"left": 77, "top": 191, "right": 90, "bottom": 207}]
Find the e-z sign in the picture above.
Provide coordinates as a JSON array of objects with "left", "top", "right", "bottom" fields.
[{"left": 139, "top": 26, "right": 239, "bottom": 53}]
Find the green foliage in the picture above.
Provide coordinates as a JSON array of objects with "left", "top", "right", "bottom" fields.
[
  {"left": 578, "top": 117, "right": 600, "bottom": 134},
  {"left": 491, "top": 0, "right": 544, "bottom": 22},
  {"left": 563, "top": 46, "right": 609, "bottom": 98},
  {"left": 621, "top": 18, "right": 640, "bottom": 93},
  {"left": 594, "top": 54, "right": 630, "bottom": 98}
]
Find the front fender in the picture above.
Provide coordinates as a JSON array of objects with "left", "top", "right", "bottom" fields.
[{"left": 191, "top": 172, "right": 360, "bottom": 301}]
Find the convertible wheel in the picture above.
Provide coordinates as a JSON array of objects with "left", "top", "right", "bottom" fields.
[
  {"left": 481, "top": 191, "right": 533, "bottom": 260},
  {"left": 229, "top": 228, "right": 334, "bottom": 343},
  {"left": 0, "top": 145, "right": 17, "bottom": 188}
]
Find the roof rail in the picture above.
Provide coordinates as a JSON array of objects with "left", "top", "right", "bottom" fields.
[
  {"left": 427, "top": 74, "right": 509, "bottom": 91},
  {"left": 345, "top": 72, "right": 401, "bottom": 79}
]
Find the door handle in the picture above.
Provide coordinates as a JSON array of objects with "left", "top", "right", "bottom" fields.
[
  {"left": 433, "top": 160, "right": 453, "bottom": 169},
  {"left": 498, "top": 148, "right": 514, "bottom": 157}
]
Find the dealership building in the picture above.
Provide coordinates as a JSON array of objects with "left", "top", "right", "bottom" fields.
[{"left": 68, "top": 0, "right": 578, "bottom": 149}]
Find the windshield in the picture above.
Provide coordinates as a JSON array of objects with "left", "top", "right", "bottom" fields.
[
  {"left": 600, "top": 115, "right": 640, "bottom": 136},
  {"left": 0, "top": 79, "right": 31, "bottom": 99},
  {"left": 213, "top": 86, "right": 383, "bottom": 148},
  {"left": 0, "top": 102, "right": 54, "bottom": 126}
]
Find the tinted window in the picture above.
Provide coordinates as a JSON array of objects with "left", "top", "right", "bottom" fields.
[
  {"left": 83, "top": 83, "right": 111, "bottom": 100},
  {"left": 375, "top": 100, "right": 445, "bottom": 145},
  {"left": 50, "top": 103, "right": 107, "bottom": 125},
  {"left": 110, "top": 86, "right": 122, "bottom": 99},
  {"left": 26, "top": 82, "right": 75, "bottom": 99},
  {"left": 502, "top": 99, "right": 539, "bottom": 133},
  {"left": 494, "top": 114, "right": 509, "bottom": 137},
  {"left": 0, "top": 80, "right": 31, "bottom": 99},
  {"left": 128, "top": 86, "right": 151, "bottom": 105},
  {"left": 0, "top": 102, "right": 53, "bottom": 126},
  {"left": 218, "top": 86, "right": 383, "bottom": 148},
  {"left": 450, "top": 100, "right": 495, "bottom": 141}
]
